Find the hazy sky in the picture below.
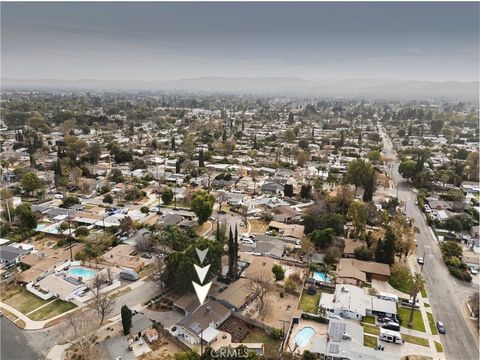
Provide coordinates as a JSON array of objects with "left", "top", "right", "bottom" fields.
[{"left": 2, "top": 2, "right": 479, "bottom": 81}]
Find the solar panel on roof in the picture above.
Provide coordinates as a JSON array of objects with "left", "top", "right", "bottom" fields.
[
  {"left": 189, "top": 322, "right": 202, "bottom": 333},
  {"left": 329, "top": 343, "right": 340, "bottom": 354},
  {"left": 329, "top": 321, "right": 347, "bottom": 341}
]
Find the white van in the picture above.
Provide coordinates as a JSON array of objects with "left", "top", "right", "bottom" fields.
[
  {"left": 378, "top": 292, "right": 399, "bottom": 303},
  {"left": 379, "top": 329, "right": 403, "bottom": 344}
]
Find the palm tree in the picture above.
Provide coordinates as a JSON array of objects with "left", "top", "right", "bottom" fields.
[{"left": 408, "top": 272, "right": 425, "bottom": 328}]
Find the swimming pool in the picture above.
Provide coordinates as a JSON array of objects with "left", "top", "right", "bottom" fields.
[
  {"left": 294, "top": 326, "right": 316, "bottom": 347},
  {"left": 313, "top": 271, "right": 332, "bottom": 283},
  {"left": 68, "top": 267, "right": 97, "bottom": 280}
]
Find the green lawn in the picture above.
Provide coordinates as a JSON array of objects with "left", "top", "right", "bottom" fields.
[
  {"left": 424, "top": 303, "right": 430, "bottom": 307},
  {"left": 401, "top": 333, "right": 429, "bottom": 347},
  {"left": 435, "top": 341, "right": 444, "bottom": 352},
  {"left": 421, "top": 288, "right": 427, "bottom": 298},
  {"left": 426, "top": 312, "right": 438, "bottom": 335},
  {"left": 298, "top": 290, "right": 321, "bottom": 314},
  {"left": 28, "top": 300, "right": 77, "bottom": 321},
  {"left": 243, "top": 328, "right": 281, "bottom": 359},
  {"left": 397, "top": 306, "right": 426, "bottom": 332},
  {"left": 363, "top": 315, "right": 376, "bottom": 324},
  {"left": 388, "top": 279, "right": 410, "bottom": 294},
  {"left": 363, "top": 324, "right": 380, "bottom": 336},
  {"left": 3, "top": 288, "right": 50, "bottom": 314},
  {"left": 364, "top": 335, "right": 378, "bottom": 349}
]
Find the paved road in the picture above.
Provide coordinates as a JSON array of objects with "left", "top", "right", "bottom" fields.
[
  {"left": 0, "top": 316, "right": 63, "bottom": 360},
  {"left": 381, "top": 129, "right": 479, "bottom": 360},
  {"left": 111, "top": 279, "right": 162, "bottom": 315}
]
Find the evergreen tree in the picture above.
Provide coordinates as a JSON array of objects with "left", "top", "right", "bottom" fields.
[
  {"left": 362, "top": 171, "right": 374, "bottom": 202},
  {"left": 222, "top": 128, "right": 227, "bottom": 143},
  {"left": 383, "top": 227, "right": 396, "bottom": 265},
  {"left": 171, "top": 136, "right": 176, "bottom": 151},
  {"left": 284, "top": 184, "right": 294, "bottom": 197},
  {"left": 175, "top": 159, "right": 181, "bottom": 174},
  {"left": 233, "top": 225, "right": 239, "bottom": 281},
  {"left": 375, "top": 239, "right": 385, "bottom": 263},
  {"left": 198, "top": 149, "right": 205, "bottom": 168},
  {"left": 288, "top": 112, "right": 294, "bottom": 124},
  {"left": 121, "top": 305, "right": 132, "bottom": 335},
  {"left": 227, "top": 227, "right": 234, "bottom": 279},
  {"left": 253, "top": 135, "right": 257, "bottom": 150}
]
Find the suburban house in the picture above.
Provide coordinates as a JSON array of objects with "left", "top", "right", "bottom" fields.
[
  {"left": 212, "top": 278, "right": 256, "bottom": 311},
  {"left": 100, "top": 244, "right": 144, "bottom": 272},
  {"left": 173, "top": 300, "right": 231, "bottom": 346},
  {"left": 310, "top": 320, "right": 400, "bottom": 360},
  {"left": 0, "top": 245, "right": 31, "bottom": 267},
  {"left": 130, "top": 313, "right": 154, "bottom": 339},
  {"left": 268, "top": 221, "right": 305, "bottom": 242},
  {"left": 319, "top": 284, "right": 397, "bottom": 320},
  {"left": 261, "top": 182, "right": 284, "bottom": 196},
  {"left": 337, "top": 258, "right": 390, "bottom": 286},
  {"left": 28, "top": 273, "right": 86, "bottom": 301}
]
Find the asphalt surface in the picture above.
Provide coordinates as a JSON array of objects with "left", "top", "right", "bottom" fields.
[
  {"left": 0, "top": 317, "right": 43, "bottom": 360},
  {"left": 382, "top": 128, "right": 479, "bottom": 360}
]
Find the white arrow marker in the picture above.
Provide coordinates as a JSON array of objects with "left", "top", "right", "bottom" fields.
[
  {"left": 192, "top": 281, "right": 212, "bottom": 305},
  {"left": 194, "top": 264, "right": 210, "bottom": 283},
  {"left": 195, "top": 248, "right": 209, "bottom": 264}
]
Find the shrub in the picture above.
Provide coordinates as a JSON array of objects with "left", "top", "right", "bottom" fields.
[
  {"left": 448, "top": 266, "right": 472, "bottom": 282},
  {"left": 140, "top": 206, "right": 149, "bottom": 214},
  {"left": 272, "top": 264, "right": 285, "bottom": 281},
  {"left": 269, "top": 328, "right": 283, "bottom": 340}
]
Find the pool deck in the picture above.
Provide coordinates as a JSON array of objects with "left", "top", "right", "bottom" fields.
[{"left": 287, "top": 319, "right": 328, "bottom": 354}]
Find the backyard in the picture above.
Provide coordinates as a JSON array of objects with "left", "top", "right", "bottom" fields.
[
  {"left": 397, "top": 307, "right": 426, "bottom": 332},
  {"left": 243, "top": 327, "right": 281, "bottom": 359},
  {"left": 298, "top": 290, "right": 321, "bottom": 314}
]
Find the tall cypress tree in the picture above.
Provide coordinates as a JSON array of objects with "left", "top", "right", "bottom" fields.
[
  {"left": 363, "top": 171, "right": 374, "bottom": 202},
  {"left": 227, "top": 227, "right": 234, "bottom": 279},
  {"left": 375, "top": 239, "right": 385, "bottom": 263},
  {"left": 171, "top": 136, "right": 176, "bottom": 151},
  {"left": 233, "top": 225, "right": 239, "bottom": 281},
  {"left": 121, "top": 305, "right": 132, "bottom": 335},
  {"left": 383, "top": 227, "right": 396, "bottom": 265},
  {"left": 198, "top": 149, "right": 205, "bottom": 168}
]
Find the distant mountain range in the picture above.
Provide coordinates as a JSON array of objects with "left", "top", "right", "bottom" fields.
[{"left": 2, "top": 77, "right": 479, "bottom": 100}]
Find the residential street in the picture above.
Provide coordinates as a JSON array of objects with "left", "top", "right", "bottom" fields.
[{"left": 382, "top": 129, "right": 479, "bottom": 360}]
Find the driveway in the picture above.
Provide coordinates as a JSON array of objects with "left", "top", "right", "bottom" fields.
[{"left": 382, "top": 128, "right": 479, "bottom": 360}]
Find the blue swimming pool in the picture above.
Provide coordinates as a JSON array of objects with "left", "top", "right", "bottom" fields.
[
  {"left": 294, "top": 326, "right": 316, "bottom": 347},
  {"left": 68, "top": 267, "right": 97, "bottom": 280},
  {"left": 313, "top": 271, "right": 332, "bottom": 283}
]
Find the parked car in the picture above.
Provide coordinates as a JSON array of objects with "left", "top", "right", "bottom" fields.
[
  {"left": 436, "top": 321, "right": 446, "bottom": 334},
  {"left": 242, "top": 238, "right": 254, "bottom": 244},
  {"left": 381, "top": 321, "right": 401, "bottom": 331},
  {"left": 470, "top": 267, "right": 478, "bottom": 275},
  {"left": 120, "top": 269, "right": 139, "bottom": 281},
  {"left": 54, "top": 193, "right": 64, "bottom": 199},
  {"left": 378, "top": 316, "right": 398, "bottom": 325},
  {"left": 141, "top": 253, "right": 152, "bottom": 259},
  {"left": 417, "top": 256, "right": 424, "bottom": 265}
]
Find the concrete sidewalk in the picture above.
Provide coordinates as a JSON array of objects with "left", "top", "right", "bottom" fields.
[{"left": 0, "top": 301, "right": 79, "bottom": 330}]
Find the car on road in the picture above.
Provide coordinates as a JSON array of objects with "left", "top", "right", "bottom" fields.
[
  {"left": 436, "top": 321, "right": 446, "bottom": 334},
  {"left": 417, "top": 256, "right": 424, "bottom": 265}
]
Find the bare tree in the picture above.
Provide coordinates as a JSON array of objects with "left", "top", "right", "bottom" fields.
[
  {"left": 92, "top": 274, "right": 114, "bottom": 325},
  {"left": 249, "top": 276, "right": 272, "bottom": 321},
  {"left": 62, "top": 311, "right": 100, "bottom": 360},
  {"left": 136, "top": 231, "right": 152, "bottom": 252}
]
